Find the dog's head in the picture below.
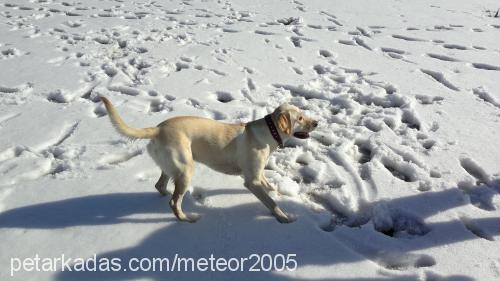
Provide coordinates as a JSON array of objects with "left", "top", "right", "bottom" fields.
[{"left": 273, "top": 104, "right": 318, "bottom": 139}]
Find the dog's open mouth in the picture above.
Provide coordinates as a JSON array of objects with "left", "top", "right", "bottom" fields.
[{"left": 293, "top": 132, "right": 310, "bottom": 139}]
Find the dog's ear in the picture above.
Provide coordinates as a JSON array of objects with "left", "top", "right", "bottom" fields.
[{"left": 278, "top": 111, "right": 292, "bottom": 135}]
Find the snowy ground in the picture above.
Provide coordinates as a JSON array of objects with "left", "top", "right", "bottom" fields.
[{"left": 1, "top": 0, "right": 500, "bottom": 280}]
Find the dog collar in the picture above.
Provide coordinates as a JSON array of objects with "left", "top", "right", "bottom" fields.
[{"left": 265, "top": 114, "right": 283, "bottom": 148}]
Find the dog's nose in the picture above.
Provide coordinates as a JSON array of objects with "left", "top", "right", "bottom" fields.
[{"left": 312, "top": 120, "right": 319, "bottom": 128}]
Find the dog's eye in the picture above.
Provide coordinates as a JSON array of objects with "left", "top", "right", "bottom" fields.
[{"left": 298, "top": 116, "right": 303, "bottom": 121}]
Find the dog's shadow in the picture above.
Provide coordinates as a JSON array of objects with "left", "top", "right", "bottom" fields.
[
  {"left": 50, "top": 197, "right": 364, "bottom": 281},
  {"left": 1, "top": 187, "right": 493, "bottom": 281},
  {"left": 0, "top": 188, "right": 249, "bottom": 229},
  {"left": 0, "top": 192, "right": 173, "bottom": 228}
]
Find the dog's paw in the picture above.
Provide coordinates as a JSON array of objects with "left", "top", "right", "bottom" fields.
[
  {"left": 276, "top": 214, "right": 296, "bottom": 224},
  {"left": 183, "top": 213, "right": 201, "bottom": 223}
]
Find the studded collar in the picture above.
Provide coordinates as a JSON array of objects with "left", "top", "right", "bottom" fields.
[{"left": 264, "top": 114, "right": 283, "bottom": 148}]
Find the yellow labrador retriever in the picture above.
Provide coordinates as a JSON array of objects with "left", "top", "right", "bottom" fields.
[{"left": 101, "top": 97, "right": 318, "bottom": 223}]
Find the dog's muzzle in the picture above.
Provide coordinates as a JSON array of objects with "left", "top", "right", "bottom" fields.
[{"left": 293, "top": 120, "right": 318, "bottom": 139}]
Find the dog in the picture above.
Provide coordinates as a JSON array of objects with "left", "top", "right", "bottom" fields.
[{"left": 101, "top": 97, "right": 318, "bottom": 223}]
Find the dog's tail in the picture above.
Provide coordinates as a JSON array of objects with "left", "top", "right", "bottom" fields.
[{"left": 100, "top": 96, "right": 159, "bottom": 139}]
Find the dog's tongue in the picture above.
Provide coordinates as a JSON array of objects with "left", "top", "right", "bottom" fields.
[{"left": 293, "top": 132, "right": 310, "bottom": 139}]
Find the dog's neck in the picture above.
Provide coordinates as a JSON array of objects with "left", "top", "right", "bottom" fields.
[{"left": 264, "top": 114, "right": 284, "bottom": 148}]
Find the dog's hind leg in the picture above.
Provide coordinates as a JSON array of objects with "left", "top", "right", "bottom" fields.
[
  {"left": 155, "top": 172, "right": 170, "bottom": 196},
  {"left": 147, "top": 138, "right": 197, "bottom": 222},
  {"left": 170, "top": 164, "right": 197, "bottom": 222},
  {"left": 147, "top": 141, "right": 170, "bottom": 196},
  {"left": 166, "top": 143, "right": 198, "bottom": 223}
]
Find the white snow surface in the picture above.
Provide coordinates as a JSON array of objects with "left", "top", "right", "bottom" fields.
[{"left": 1, "top": 0, "right": 500, "bottom": 280}]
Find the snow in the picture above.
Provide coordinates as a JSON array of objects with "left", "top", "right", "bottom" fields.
[{"left": 1, "top": 0, "right": 500, "bottom": 280}]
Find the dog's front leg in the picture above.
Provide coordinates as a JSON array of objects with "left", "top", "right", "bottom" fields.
[
  {"left": 244, "top": 179, "right": 292, "bottom": 223},
  {"left": 261, "top": 176, "right": 280, "bottom": 193}
]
